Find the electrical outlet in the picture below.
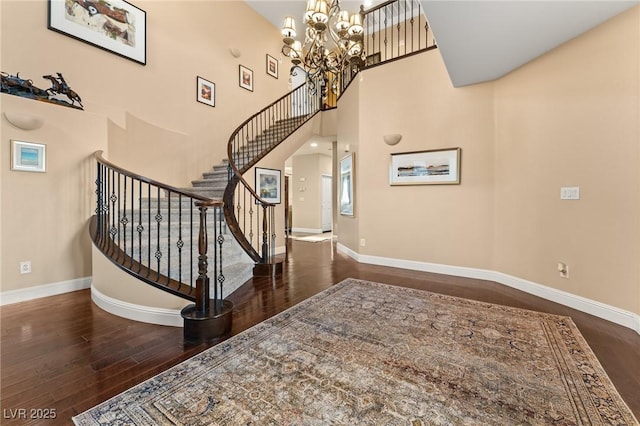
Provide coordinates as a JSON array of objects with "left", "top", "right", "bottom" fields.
[
  {"left": 360, "top": 238, "right": 366, "bottom": 247},
  {"left": 557, "top": 262, "right": 569, "bottom": 279},
  {"left": 20, "top": 261, "right": 32, "bottom": 274}
]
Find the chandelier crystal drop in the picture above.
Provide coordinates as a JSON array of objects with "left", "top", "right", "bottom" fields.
[{"left": 281, "top": 0, "right": 365, "bottom": 100}]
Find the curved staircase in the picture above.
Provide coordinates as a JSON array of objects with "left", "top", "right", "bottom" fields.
[
  {"left": 90, "top": 80, "right": 323, "bottom": 342},
  {"left": 89, "top": 0, "right": 435, "bottom": 342}
]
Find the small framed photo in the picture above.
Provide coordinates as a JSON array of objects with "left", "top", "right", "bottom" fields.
[
  {"left": 11, "top": 140, "right": 46, "bottom": 173},
  {"left": 255, "top": 167, "right": 281, "bottom": 204},
  {"left": 266, "top": 54, "right": 278, "bottom": 79},
  {"left": 48, "top": 0, "right": 146, "bottom": 65},
  {"left": 389, "top": 147, "right": 461, "bottom": 185},
  {"left": 239, "top": 65, "right": 254, "bottom": 92},
  {"left": 340, "top": 153, "right": 355, "bottom": 216},
  {"left": 196, "top": 76, "right": 215, "bottom": 107}
]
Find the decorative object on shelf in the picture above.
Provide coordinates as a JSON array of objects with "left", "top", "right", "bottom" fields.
[
  {"left": 383, "top": 134, "right": 402, "bottom": 146},
  {"left": 196, "top": 76, "right": 215, "bottom": 107},
  {"left": 11, "top": 140, "right": 46, "bottom": 173},
  {"left": 389, "top": 147, "right": 461, "bottom": 186},
  {"left": 42, "top": 73, "right": 83, "bottom": 108},
  {"left": 239, "top": 65, "right": 254, "bottom": 92},
  {"left": 1, "top": 71, "right": 84, "bottom": 110},
  {"left": 281, "top": 0, "right": 365, "bottom": 100},
  {"left": 48, "top": 0, "right": 146, "bottom": 65},
  {"left": 339, "top": 152, "right": 355, "bottom": 216},
  {"left": 266, "top": 54, "right": 279, "bottom": 79},
  {"left": 255, "top": 168, "right": 282, "bottom": 204}
]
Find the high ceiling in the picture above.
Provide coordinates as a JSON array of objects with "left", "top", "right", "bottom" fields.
[{"left": 246, "top": 0, "right": 639, "bottom": 87}]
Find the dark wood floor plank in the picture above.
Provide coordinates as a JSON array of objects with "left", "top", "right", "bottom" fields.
[{"left": 1, "top": 239, "right": 638, "bottom": 425}]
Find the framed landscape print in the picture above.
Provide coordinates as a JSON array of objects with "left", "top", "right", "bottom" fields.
[
  {"left": 48, "top": 0, "right": 146, "bottom": 65},
  {"left": 239, "top": 65, "right": 254, "bottom": 91},
  {"left": 389, "top": 148, "right": 461, "bottom": 185},
  {"left": 266, "top": 54, "right": 278, "bottom": 78},
  {"left": 196, "top": 76, "right": 215, "bottom": 107},
  {"left": 340, "top": 153, "right": 355, "bottom": 216},
  {"left": 11, "top": 140, "right": 46, "bottom": 173},
  {"left": 255, "top": 167, "right": 281, "bottom": 204}
]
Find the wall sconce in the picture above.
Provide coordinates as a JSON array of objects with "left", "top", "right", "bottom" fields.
[
  {"left": 229, "top": 47, "right": 241, "bottom": 58},
  {"left": 3, "top": 112, "right": 44, "bottom": 130},
  {"left": 383, "top": 134, "right": 402, "bottom": 145}
]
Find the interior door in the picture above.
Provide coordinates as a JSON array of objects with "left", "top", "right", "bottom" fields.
[{"left": 321, "top": 175, "right": 332, "bottom": 232}]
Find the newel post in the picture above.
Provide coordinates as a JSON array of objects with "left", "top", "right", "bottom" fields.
[
  {"left": 181, "top": 200, "right": 233, "bottom": 343},
  {"left": 195, "top": 202, "right": 210, "bottom": 315}
]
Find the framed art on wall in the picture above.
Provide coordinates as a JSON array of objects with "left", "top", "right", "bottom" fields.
[
  {"left": 340, "top": 153, "right": 355, "bottom": 216},
  {"left": 48, "top": 0, "right": 146, "bottom": 65},
  {"left": 239, "top": 65, "right": 254, "bottom": 91},
  {"left": 196, "top": 76, "right": 215, "bottom": 107},
  {"left": 11, "top": 140, "right": 46, "bottom": 173},
  {"left": 255, "top": 167, "right": 281, "bottom": 204},
  {"left": 389, "top": 148, "right": 461, "bottom": 185},
  {"left": 266, "top": 54, "right": 278, "bottom": 79}
]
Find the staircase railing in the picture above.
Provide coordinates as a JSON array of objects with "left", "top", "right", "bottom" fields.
[
  {"left": 224, "top": 0, "right": 437, "bottom": 271},
  {"left": 91, "top": 151, "right": 231, "bottom": 341},
  {"left": 338, "top": 0, "right": 437, "bottom": 96},
  {"left": 224, "top": 79, "right": 323, "bottom": 273},
  {"left": 363, "top": 0, "right": 436, "bottom": 66}
]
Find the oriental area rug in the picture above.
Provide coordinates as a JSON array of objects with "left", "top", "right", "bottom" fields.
[{"left": 73, "top": 278, "right": 638, "bottom": 425}]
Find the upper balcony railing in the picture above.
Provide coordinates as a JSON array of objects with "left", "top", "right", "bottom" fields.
[{"left": 339, "top": 0, "right": 437, "bottom": 96}]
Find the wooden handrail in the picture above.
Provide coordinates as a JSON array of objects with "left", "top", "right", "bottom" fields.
[
  {"left": 92, "top": 151, "right": 226, "bottom": 314},
  {"left": 94, "top": 150, "right": 222, "bottom": 206},
  {"left": 223, "top": 80, "right": 323, "bottom": 266}
]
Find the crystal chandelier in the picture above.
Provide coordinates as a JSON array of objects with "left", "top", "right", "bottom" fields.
[{"left": 281, "top": 0, "right": 365, "bottom": 100}]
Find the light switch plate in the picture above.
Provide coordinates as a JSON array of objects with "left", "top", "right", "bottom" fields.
[{"left": 560, "top": 187, "right": 580, "bottom": 200}]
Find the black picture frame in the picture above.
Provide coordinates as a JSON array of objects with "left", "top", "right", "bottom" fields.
[
  {"left": 48, "top": 0, "right": 146, "bottom": 65},
  {"left": 196, "top": 76, "right": 215, "bottom": 107}
]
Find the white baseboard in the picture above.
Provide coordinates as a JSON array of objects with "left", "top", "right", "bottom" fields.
[
  {"left": 0, "top": 277, "right": 92, "bottom": 306},
  {"left": 91, "top": 285, "right": 184, "bottom": 327},
  {"left": 336, "top": 243, "right": 640, "bottom": 335},
  {"left": 275, "top": 245, "right": 287, "bottom": 255},
  {"left": 292, "top": 227, "right": 323, "bottom": 234}
]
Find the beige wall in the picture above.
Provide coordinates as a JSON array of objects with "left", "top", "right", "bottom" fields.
[
  {"left": 1, "top": 1, "right": 291, "bottom": 294},
  {"left": 341, "top": 53, "right": 495, "bottom": 268},
  {"left": 1, "top": 1, "right": 290, "bottom": 187},
  {"left": 338, "top": 6, "right": 639, "bottom": 315},
  {"left": 493, "top": 7, "right": 640, "bottom": 313},
  {"left": 1, "top": 96, "right": 108, "bottom": 292}
]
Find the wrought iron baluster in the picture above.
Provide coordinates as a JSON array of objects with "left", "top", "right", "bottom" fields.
[
  {"left": 177, "top": 193, "right": 183, "bottom": 285},
  {"left": 167, "top": 191, "right": 171, "bottom": 285},
  {"left": 137, "top": 180, "right": 143, "bottom": 272},
  {"left": 155, "top": 187, "right": 162, "bottom": 278},
  {"left": 121, "top": 174, "right": 127, "bottom": 257},
  {"left": 216, "top": 206, "right": 225, "bottom": 305},
  {"left": 261, "top": 205, "right": 268, "bottom": 263},
  {"left": 147, "top": 184, "right": 151, "bottom": 278},
  {"left": 130, "top": 176, "right": 134, "bottom": 267}
]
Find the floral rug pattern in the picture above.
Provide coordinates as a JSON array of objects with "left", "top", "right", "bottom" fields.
[{"left": 74, "top": 278, "right": 637, "bottom": 425}]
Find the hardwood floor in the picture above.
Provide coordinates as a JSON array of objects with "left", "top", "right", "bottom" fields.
[{"left": 2, "top": 239, "right": 639, "bottom": 424}]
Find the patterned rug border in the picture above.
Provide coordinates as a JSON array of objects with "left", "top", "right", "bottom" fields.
[{"left": 73, "top": 278, "right": 639, "bottom": 425}]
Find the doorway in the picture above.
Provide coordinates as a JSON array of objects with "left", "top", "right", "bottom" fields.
[{"left": 321, "top": 175, "right": 332, "bottom": 232}]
